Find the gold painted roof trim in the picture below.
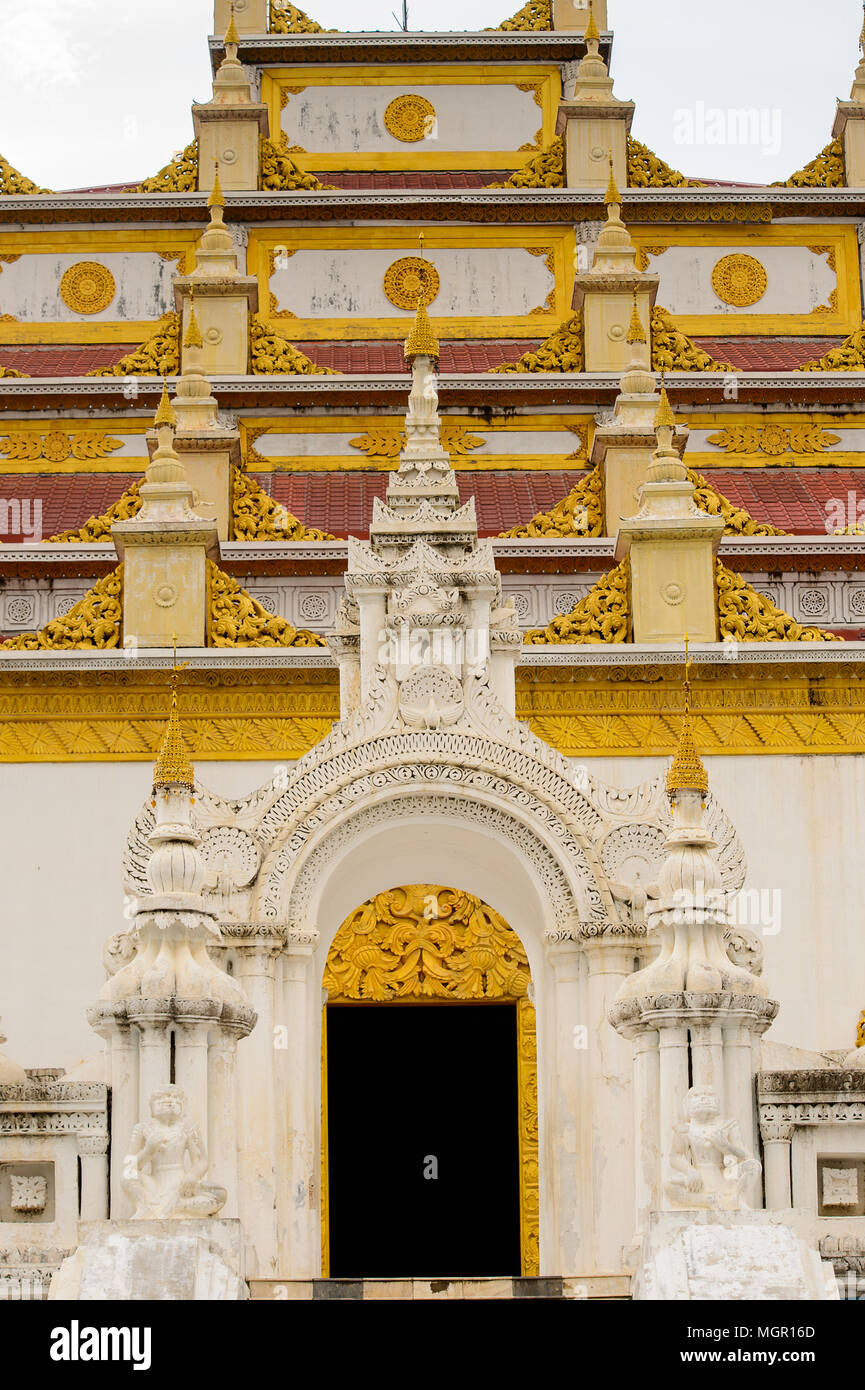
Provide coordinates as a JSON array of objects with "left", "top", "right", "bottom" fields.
[
  {"left": 269, "top": 2, "right": 330, "bottom": 33},
  {"left": 250, "top": 316, "right": 337, "bottom": 375},
  {"left": 137, "top": 140, "right": 199, "bottom": 194},
  {"left": 46, "top": 480, "right": 142, "bottom": 543},
  {"left": 152, "top": 685, "right": 195, "bottom": 793},
  {"left": 232, "top": 465, "right": 336, "bottom": 540},
  {"left": 207, "top": 560, "right": 327, "bottom": 647},
  {"left": 491, "top": 309, "right": 584, "bottom": 374},
  {"left": 496, "top": 0, "right": 552, "bottom": 30},
  {"left": 524, "top": 556, "right": 630, "bottom": 644},
  {"left": 260, "top": 135, "right": 336, "bottom": 191},
  {"left": 499, "top": 462, "right": 602, "bottom": 538},
  {"left": 627, "top": 136, "right": 697, "bottom": 189},
  {"left": 799, "top": 318, "right": 865, "bottom": 371},
  {"left": 0, "top": 153, "right": 51, "bottom": 196},
  {"left": 0, "top": 362, "right": 28, "bottom": 380},
  {"left": 0, "top": 566, "right": 123, "bottom": 649},
  {"left": 774, "top": 137, "right": 844, "bottom": 189},
  {"left": 716, "top": 559, "right": 842, "bottom": 642},
  {"left": 88, "top": 314, "right": 181, "bottom": 379},
  {"left": 651, "top": 307, "right": 738, "bottom": 374},
  {"left": 686, "top": 469, "right": 788, "bottom": 537},
  {"left": 487, "top": 137, "right": 563, "bottom": 190}
]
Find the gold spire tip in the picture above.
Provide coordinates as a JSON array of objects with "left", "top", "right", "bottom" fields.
[
  {"left": 208, "top": 162, "right": 225, "bottom": 210},
  {"left": 154, "top": 379, "right": 176, "bottom": 429},
  {"left": 152, "top": 636, "right": 194, "bottom": 794},
  {"left": 585, "top": 0, "right": 600, "bottom": 44},
  {"left": 655, "top": 384, "right": 676, "bottom": 430},
  {"left": 626, "top": 293, "right": 646, "bottom": 345},
  {"left": 604, "top": 157, "right": 621, "bottom": 207},
  {"left": 225, "top": 2, "right": 240, "bottom": 45},
  {"left": 666, "top": 637, "right": 709, "bottom": 796},
  {"left": 184, "top": 300, "right": 203, "bottom": 351},
  {"left": 404, "top": 297, "right": 440, "bottom": 363}
]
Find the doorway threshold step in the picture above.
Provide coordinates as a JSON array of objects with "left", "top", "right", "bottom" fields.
[{"left": 249, "top": 1275, "right": 631, "bottom": 1300}]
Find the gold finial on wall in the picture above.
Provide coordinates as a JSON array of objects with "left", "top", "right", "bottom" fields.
[
  {"left": 666, "top": 634, "right": 709, "bottom": 796},
  {"left": 152, "top": 634, "right": 194, "bottom": 795}
]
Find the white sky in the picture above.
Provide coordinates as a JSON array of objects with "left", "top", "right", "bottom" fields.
[{"left": 0, "top": 0, "right": 859, "bottom": 188}]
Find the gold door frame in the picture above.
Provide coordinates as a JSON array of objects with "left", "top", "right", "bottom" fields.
[{"left": 320, "top": 884, "right": 539, "bottom": 1276}]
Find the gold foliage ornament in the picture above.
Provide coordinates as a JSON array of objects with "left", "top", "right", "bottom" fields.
[
  {"left": 231, "top": 466, "right": 335, "bottom": 541},
  {"left": 323, "top": 884, "right": 539, "bottom": 1276},
  {"left": 137, "top": 140, "right": 199, "bottom": 194},
  {"left": 775, "top": 137, "right": 844, "bottom": 189},
  {"left": 0, "top": 363, "right": 28, "bottom": 379},
  {"left": 491, "top": 310, "right": 584, "bottom": 374},
  {"left": 348, "top": 426, "right": 485, "bottom": 459},
  {"left": 705, "top": 424, "right": 841, "bottom": 458},
  {"left": 89, "top": 313, "right": 181, "bottom": 378},
  {"left": 715, "top": 560, "right": 841, "bottom": 642},
  {"left": 383, "top": 257, "right": 441, "bottom": 312},
  {"left": 0, "top": 431, "right": 124, "bottom": 464},
  {"left": 207, "top": 560, "right": 326, "bottom": 646},
  {"left": 651, "top": 306, "right": 738, "bottom": 374},
  {"left": 46, "top": 480, "right": 142, "bottom": 544},
  {"left": 686, "top": 468, "right": 788, "bottom": 537},
  {"left": 524, "top": 557, "right": 630, "bottom": 645},
  {"left": 487, "top": 136, "right": 564, "bottom": 190},
  {"left": 496, "top": 0, "right": 552, "bottom": 30},
  {"left": 259, "top": 134, "right": 333, "bottom": 191},
  {"left": 799, "top": 320, "right": 865, "bottom": 371},
  {"left": 1, "top": 567, "right": 123, "bottom": 650},
  {"left": 269, "top": 2, "right": 328, "bottom": 32},
  {"left": 384, "top": 95, "right": 437, "bottom": 144},
  {"left": 59, "top": 262, "right": 117, "bottom": 316},
  {"left": 0, "top": 153, "right": 50, "bottom": 196},
  {"left": 249, "top": 315, "right": 337, "bottom": 375},
  {"left": 627, "top": 136, "right": 694, "bottom": 188},
  {"left": 710, "top": 254, "right": 767, "bottom": 309},
  {"left": 499, "top": 463, "right": 603, "bottom": 538}
]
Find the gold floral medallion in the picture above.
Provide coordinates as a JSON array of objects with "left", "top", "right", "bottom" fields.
[
  {"left": 59, "top": 261, "right": 117, "bottom": 316},
  {"left": 710, "top": 253, "right": 767, "bottom": 308},
  {"left": 384, "top": 94, "right": 437, "bottom": 143},
  {"left": 383, "top": 256, "right": 440, "bottom": 311}
]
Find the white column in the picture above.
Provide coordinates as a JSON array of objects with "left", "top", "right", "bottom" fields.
[
  {"left": 174, "top": 1019, "right": 213, "bottom": 1139},
  {"left": 761, "top": 1121, "right": 794, "bottom": 1210},
  {"left": 279, "top": 933, "right": 319, "bottom": 1278},
  {"left": 690, "top": 1021, "right": 724, "bottom": 1095},
  {"left": 584, "top": 938, "right": 638, "bottom": 1272},
  {"left": 657, "top": 1023, "right": 690, "bottom": 1207},
  {"left": 632, "top": 1029, "right": 660, "bottom": 1228},
  {"left": 545, "top": 934, "right": 591, "bottom": 1276},
  {"left": 207, "top": 1025, "right": 240, "bottom": 1218},
  {"left": 356, "top": 591, "right": 387, "bottom": 700},
  {"left": 135, "top": 1020, "right": 171, "bottom": 1122},
  {"left": 107, "top": 1026, "right": 138, "bottom": 1218},
  {"left": 78, "top": 1132, "right": 109, "bottom": 1221},
  {"left": 234, "top": 944, "right": 281, "bottom": 1275}
]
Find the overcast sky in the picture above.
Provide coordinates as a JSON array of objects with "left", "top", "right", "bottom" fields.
[{"left": 0, "top": 0, "right": 859, "bottom": 188}]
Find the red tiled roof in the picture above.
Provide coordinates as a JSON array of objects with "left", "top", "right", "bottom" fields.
[
  {"left": 0, "top": 345, "right": 136, "bottom": 377},
  {"left": 0, "top": 467, "right": 859, "bottom": 545},
  {"left": 693, "top": 337, "right": 844, "bottom": 371},
  {"left": 295, "top": 340, "right": 538, "bottom": 373},
  {"left": 323, "top": 171, "right": 506, "bottom": 190}
]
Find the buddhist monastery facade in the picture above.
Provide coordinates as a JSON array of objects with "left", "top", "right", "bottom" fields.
[{"left": 1, "top": 0, "right": 865, "bottom": 1301}]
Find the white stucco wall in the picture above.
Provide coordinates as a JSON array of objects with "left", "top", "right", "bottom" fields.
[
  {"left": 0, "top": 254, "right": 176, "bottom": 324},
  {"left": 646, "top": 245, "right": 836, "bottom": 317},
  {"left": 282, "top": 84, "right": 540, "bottom": 154},
  {"left": 0, "top": 752, "right": 860, "bottom": 1071}
]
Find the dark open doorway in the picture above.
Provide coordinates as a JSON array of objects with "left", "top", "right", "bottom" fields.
[{"left": 325, "top": 1002, "right": 521, "bottom": 1278}]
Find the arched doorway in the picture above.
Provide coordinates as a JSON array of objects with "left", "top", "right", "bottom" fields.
[{"left": 321, "top": 884, "right": 539, "bottom": 1278}]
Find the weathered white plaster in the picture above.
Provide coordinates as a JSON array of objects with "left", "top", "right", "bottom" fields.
[
  {"left": 281, "top": 83, "right": 540, "bottom": 154},
  {"left": 645, "top": 245, "right": 837, "bottom": 318},
  {"left": 0, "top": 254, "right": 177, "bottom": 324}
]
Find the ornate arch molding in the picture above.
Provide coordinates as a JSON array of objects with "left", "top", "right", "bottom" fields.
[
  {"left": 258, "top": 781, "right": 606, "bottom": 935},
  {"left": 321, "top": 884, "right": 539, "bottom": 1276}
]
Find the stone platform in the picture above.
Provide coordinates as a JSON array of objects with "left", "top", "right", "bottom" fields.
[
  {"left": 49, "top": 1220, "right": 246, "bottom": 1301},
  {"left": 248, "top": 1274, "right": 631, "bottom": 1300}
]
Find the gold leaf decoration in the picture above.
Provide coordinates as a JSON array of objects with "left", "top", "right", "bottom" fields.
[
  {"left": 45, "top": 480, "right": 142, "bottom": 543},
  {"left": 491, "top": 310, "right": 584, "bottom": 374},
  {"left": 0, "top": 153, "right": 50, "bottom": 196},
  {"left": 249, "top": 315, "right": 338, "bottom": 375},
  {"left": 348, "top": 426, "right": 485, "bottom": 459},
  {"left": 384, "top": 95, "right": 437, "bottom": 143},
  {"left": 137, "top": 140, "right": 199, "bottom": 194},
  {"left": 260, "top": 134, "right": 333, "bottom": 191},
  {"left": 1, "top": 567, "right": 123, "bottom": 649},
  {"left": 323, "top": 884, "right": 538, "bottom": 1276},
  {"left": 207, "top": 560, "right": 327, "bottom": 646},
  {"left": 59, "top": 261, "right": 117, "bottom": 316},
  {"left": 88, "top": 313, "right": 181, "bottom": 378},
  {"left": 231, "top": 466, "right": 335, "bottom": 541},
  {"left": 0, "top": 363, "right": 28, "bottom": 379},
  {"left": 651, "top": 306, "right": 738, "bottom": 373},
  {"left": 705, "top": 424, "right": 841, "bottom": 457},
  {"left": 269, "top": 2, "right": 328, "bottom": 32},
  {"left": 524, "top": 557, "right": 630, "bottom": 644},
  {"left": 499, "top": 463, "right": 603, "bottom": 537},
  {"left": 686, "top": 468, "right": 788, "bottom": 537},
  {"left": 627, "top": 136, "right": 695, "bottom": 188},
  {"left": 0, "top": 432, "right": 125, "bottom": 464},
  {"left": 383, "top": 256, "right": 440, "bottom": 311},
  {"left": 487, "top": 137, "right": 564, "bottom": 190},
  {"left": 715, "top": 560, "right": 842, "bottom": 642},
  {"left": 710, "top": 253, "right": 767, "bottom": 309},
  {"left": 635, "top": 244, "right": 669, "bottom": 271},
  {"left": 496, "top": 0, "right": 552, "bottom": 30},
  {"left": 775, "top": 137, "right": 844, "bottom": 189},
  {"left": 798, "top": 320, "right": 865, "bottom": 371}
]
